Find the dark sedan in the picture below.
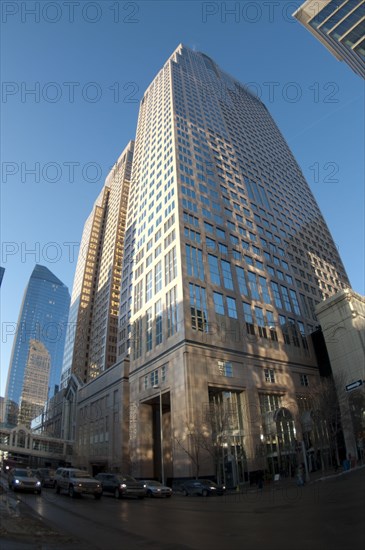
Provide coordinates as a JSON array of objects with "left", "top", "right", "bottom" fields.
[
  {"left": 35, "top": 468, "right": 56, "bottom": 487},
  {"left": 95, "top": 473, "right": 146, "bottom": 499},
  {"left": 181, "top": 479, "right": 226, "bottom": 496},
  {"left": 142, "top": 480, "right": 173, "bottom": 498}
]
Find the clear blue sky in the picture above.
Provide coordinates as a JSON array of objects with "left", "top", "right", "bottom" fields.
[{"left": 1, "top": 1, "right": 364, "bottom": 396}]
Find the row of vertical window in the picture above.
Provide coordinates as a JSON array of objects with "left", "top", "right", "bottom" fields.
[
  {"left": 188, "top": 282, "right": 308, "bottom": 350},
  {"left": 133, "top": 247, "right": 177, "bottom": 314},
  {"left": 218, "top": 102, "right": 341, "bottom": 286},
  {"left": 185, "top": 242, "right": 301, "bottom": 316},
  {"left": 133, "top": 286, "right": 178, "bottom": 359},
  {"left": 211, "top": 259, "right": 300, "bottom": 315},
  {"left": 143, "top": 364, "right": 167, "bottom": 390},
  {"left": 183, "top": 208, "right": 321, "bottom": 319},
  {"left": 216, "top": 362, "right": 309, "bottom": 387}
]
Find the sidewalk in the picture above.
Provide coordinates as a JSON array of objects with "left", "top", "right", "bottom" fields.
[
  {"left": 232, "top": 462, "right": 365, "bottom": 494},
  {"left": 0, "top": 479, "right": 85, "bottom": 549},
  {"left": 291, "top": 462, "right": 365, "bottom": 486}
]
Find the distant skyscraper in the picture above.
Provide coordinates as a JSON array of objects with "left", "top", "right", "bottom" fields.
[
  {"left": 60, "top": 141, "right": 134, "bottom": 387},
  {"left": 0, "top": 397, "right": 5, "bottom": 424},
  {"left": 18, "top": 340, "right": 51, "bottom": 427},
  {"left": 0, "top": 267, "right": 5, "bottom": 287},
  {"left": 118, "top": 44, "right": 351, "bottom": 482},
  {"left": 293, "top": 0, "right": 365, "bottom": 78},
  {"left": 5, "top": 265, "right": 70, "bottom": 426}
]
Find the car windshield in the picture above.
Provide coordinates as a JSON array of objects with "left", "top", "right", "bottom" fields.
[
  {"left": 120, "top": 475, "right": 137, "bottom": 482},
  {"left": 72, "top": 470, "right": 91, "bottom": 478},
  {"left": 13, "top": 469, "right": 34, "bottom": 477},
  {"left": 146, "top": 480, "right": 161, "bottom": 486}
]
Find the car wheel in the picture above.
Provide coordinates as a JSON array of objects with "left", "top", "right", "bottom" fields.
[
  {"left": 114, "top": 488, "right": 121, "bottom": 499},
  {"left": 94, "top": 493, "right": 101, "bottom": 500},
  {"left": 55, "top": 484, "right": 60, "bottom": 494},
  {"left": 182, "top": 489, "right": 188, "bottom": 496},
  {"left": 36, "top": 490, "right": 42, "bottom": 495},
  {"left": 69, "top": 485, "right": 76, "bottom": 498},
  {"left": 147, "top": 490, "right": 153, "bottom": 498},
  {"left": 202, "top": 489, "right": 209, "bottom": 497}
]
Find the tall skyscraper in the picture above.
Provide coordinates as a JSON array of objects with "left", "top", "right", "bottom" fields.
[
  {"left": 5, "top": 265, "right": 70, "bottom": 426},
  {"left": 118, "top": 44, "right": 350, "bottom": 483},
  {"left": 61, "top": 141, "right": 134, "bottom": 387},
  {"left": 18, "top": 340, "right": 51, "bottom": 427},
  {"left": 0, "top": 267, "right": 5, "bottom": 287},
  {"left": 293, "top": 0, "right": 365, "bottom": 78}
]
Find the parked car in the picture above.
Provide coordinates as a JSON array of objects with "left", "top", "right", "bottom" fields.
[
  {"left": 8, "top": 468, "right": 42, "bottom": 494},
  {"left": 181, "top": 479, "right": 226, "bottom": 497},
  {"left": 95, "top": 473, "right": 146, "bottom": 499},
  {"left": 54, "top": 467, "right": 67, "bottom": 486},
  {"left": 142, "top": 480, "right": 173, "bottom": 498},
  {"left": 55, "top": 468, "right": 102, "bottom": 499},
  {"left": 35, "top": 468, "right": 56, "bottom": 488}
]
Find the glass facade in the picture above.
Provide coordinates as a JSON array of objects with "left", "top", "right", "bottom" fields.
[
  {"left": 295, "top": 0, "right": 365, "bottom": 78},
  {"left": 5, "top": 265, "right": 70, "bottom": 425}
]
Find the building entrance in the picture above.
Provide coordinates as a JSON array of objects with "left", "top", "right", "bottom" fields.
[{"left": 208, "top": 389, "right": 247, "bottom": 488}]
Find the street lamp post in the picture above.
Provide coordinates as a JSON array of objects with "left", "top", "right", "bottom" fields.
[
  {"left": 153, "top": 385, "right": 165, "bottom": 485},
  {"left": 301, "top": 440, "right": 310, "bottom": 483}
]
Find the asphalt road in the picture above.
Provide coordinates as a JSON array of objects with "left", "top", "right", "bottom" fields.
[{"left": 3, "top": 469, "right": 365, "bottom": 550}]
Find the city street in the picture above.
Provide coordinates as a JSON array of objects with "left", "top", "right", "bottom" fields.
[{"left": 1, "top": 468, "right": 364, "bottom": 550}]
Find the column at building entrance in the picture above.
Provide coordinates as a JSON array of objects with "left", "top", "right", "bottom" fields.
[{"left": 152, "top": 393, "right": 172, "bottom": 483}]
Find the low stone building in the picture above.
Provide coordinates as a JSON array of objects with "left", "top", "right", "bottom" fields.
[
  {"left": 73, "top": 358, "right": 130, "bottom": 475},
  {"left": 316, "top": 289, "right": 365, "bottom": 461}
]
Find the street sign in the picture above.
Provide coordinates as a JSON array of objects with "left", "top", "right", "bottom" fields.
[{"left": 345, "top": 380, "right": 363, "bottom": 392}]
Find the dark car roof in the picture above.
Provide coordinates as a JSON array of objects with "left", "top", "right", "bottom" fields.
[
  {"left": 68, "top": 470, "right": 92, "bottom": 477},
  {"left": 96, "top": 473, "right": 137, "bottom": 481},
  {"left": 185, "top": 479, "right": 217, "bottom": 485}
]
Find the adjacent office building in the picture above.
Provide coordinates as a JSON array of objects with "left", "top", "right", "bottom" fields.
[
  {"left": 61, "top": 142, "right": 134, "bottom": 388},
  {"left": 5, "top": 265, "right": 70, "bottom": 426},
  {"left": 118, "top": 44, "right": 351, "bottom": 484},
  {"left": 293, "top": 0, "right": 365, "bottom": 78}
]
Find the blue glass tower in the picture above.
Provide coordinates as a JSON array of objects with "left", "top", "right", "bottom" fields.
[{"left": 5, "top": 265, "right": 70, "bottom": 425}]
